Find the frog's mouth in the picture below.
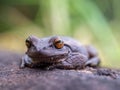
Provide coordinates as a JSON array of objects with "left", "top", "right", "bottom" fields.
[{"left": 28, "top": 53, "right": 68, "bottom": 63}]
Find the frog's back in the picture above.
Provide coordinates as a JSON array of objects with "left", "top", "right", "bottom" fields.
[
  {"left": 61, "top": 36, "right": 82, "bottom": 46},
  {"left": 61, "top": 36, "right": 89, "bottom": 57}
]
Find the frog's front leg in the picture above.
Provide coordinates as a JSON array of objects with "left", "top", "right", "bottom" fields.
[
  {"left": 56, "top": 53, "right": 88, "bottom": 70},
  {"left": 85, "top": 45, "right": 100, "bottom": 67},
  {"left": 20, "top": 54, "right": 33, "bottom": 69}
]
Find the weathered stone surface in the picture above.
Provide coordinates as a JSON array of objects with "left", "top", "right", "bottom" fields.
[{"left": 0, "top": 50, "right": 120, "bottom": 90}]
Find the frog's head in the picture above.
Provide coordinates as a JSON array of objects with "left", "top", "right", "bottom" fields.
[{"left": 25, "top": 35, "right": 69, "bottom": 63}]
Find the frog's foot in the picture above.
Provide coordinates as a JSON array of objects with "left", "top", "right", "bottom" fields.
[
  {"left": 56, "top": 53, "right": 88, "bottom": 70},
  {"left": 85, "top": 57, "right": 100, "bottom": 67},
  {"left": 20, "top": 59, "right": 25, "bottom": 69},
  {"left": 20, "top": 54, "right": 32, "bottom": 69},
  {"left": 85, "top": 45, "right": 100, "bottom": 67},
  {"left": 19, "top": 56, "right": 26, "bottom": 69}
]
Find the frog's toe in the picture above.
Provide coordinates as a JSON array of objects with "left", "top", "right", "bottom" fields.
[
  {"left": 85, "top": 57, "right": 100, "bottom": 67},
  {"left": 19, "top": 64, "right": 25, "bottom": 69}
]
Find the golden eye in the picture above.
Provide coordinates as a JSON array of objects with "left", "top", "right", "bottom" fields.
[
  {"left": 54, "top": 38, "right": 64, "bottom": 49},
  {"left": 25, "top": 40, "right": 31, "bottom": 48}
]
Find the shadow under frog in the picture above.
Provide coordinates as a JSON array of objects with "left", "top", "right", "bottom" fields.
[{"left": 20, "top": 35, "right": 100, "bottom": 70}]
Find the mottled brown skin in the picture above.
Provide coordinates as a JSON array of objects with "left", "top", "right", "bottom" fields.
[{"left": 20, "top": 36, "right": 100, "bottom": 70}]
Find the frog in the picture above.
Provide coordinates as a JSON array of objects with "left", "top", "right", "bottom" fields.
[{"left": 20, "top": 35, "right": 100, "bottom": 70}]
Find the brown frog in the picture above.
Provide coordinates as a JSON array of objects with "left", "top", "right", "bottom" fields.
[{"left": 20, "top": 35, "right": 100, "bottom": 69}]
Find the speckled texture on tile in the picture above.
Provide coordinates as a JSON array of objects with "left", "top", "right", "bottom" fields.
[{"left": 0, "top": 50, "right": 120, "bottom": 90}]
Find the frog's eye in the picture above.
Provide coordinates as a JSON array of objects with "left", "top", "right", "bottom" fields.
[
  {"left": 25, "top": 39, "right": 31, "bottom": 48},
  {"left": 53, "top": 38, "right": 64, "bottom": 49}
]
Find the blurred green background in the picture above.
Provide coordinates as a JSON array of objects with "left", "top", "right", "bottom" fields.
[{"left": 0, "top": 0, "right": 120, "bottom": 68}]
